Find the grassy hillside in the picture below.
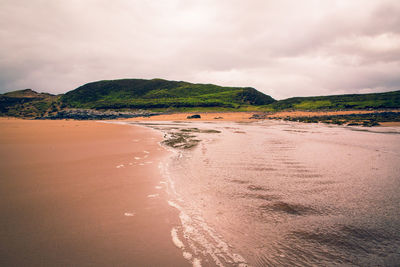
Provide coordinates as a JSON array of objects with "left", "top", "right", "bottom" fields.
[
  {"left": 60, "top": 78, "right": 276, "bottom": 110},
  {"left": 270, "top": 90, "right": 400, "bottom": 110},
  {"left": 1, "top": 79, "right": 399, "bottom": 119},
  {"left": 0, "top": 89, "right": 60, "bottom": 118}
]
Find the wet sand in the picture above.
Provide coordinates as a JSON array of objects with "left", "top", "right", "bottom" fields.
[
  {"left": 132, "top": 120, "right": 400, "bottom": 266},
  {"left": 1, "top": 116, "right": 399, "bottom": 266},
  {"left": 0, "top": 118, "right": 188, "bottom": 266}
]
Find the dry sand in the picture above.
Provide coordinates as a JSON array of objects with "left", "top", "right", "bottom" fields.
[
  {"left": 127, "top": 109, "right": 400, "bottom": 122},
  {"left": 128, "top": 112, "right": 255, "bottom": 122},
  {"left": 0, "top": 118, "right": 188, "bottom": 266},
  {"left": 266, "top": 109, "right": 400, "bottom": 118}
]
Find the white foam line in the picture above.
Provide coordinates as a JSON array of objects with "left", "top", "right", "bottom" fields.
[
  {"left": 116, "top": 164, "right": 124, "bottom": 168},
  {"left": 144, "top": 150, "right": 150, "bottom": 154},
  {"left": 168, "top": 200, "right": 181, "bottom": 210},
  {"left": 168, "top": 199, "right": 248, "bottom": 267},
  {"left": 171, "top": 227, "right": 185, "bottom": 249},
  {"left": 183, "top": 252, "right": 192, "bottom": 260},
  {"left": 124, "top": 212, "right": 135, "bottom": 216},
  {"left": 160, "top": 162, "right": 178, "bottom": 196},
  {"left": 193, "top": 258, "right": 202, "bottom": 267},
  {"left": 147, "top": 194, "right": 159, "bottom": 198},
  {"left": 155, "top": 186, "right": 162, "bottom": 189},
  {"left": 126, "top": 122, "right": 247, "bottom": 267},
  {"left": 134, "top": 157, "right": 141, "bottom": 160},
  {"left": 172, "top": 227, "right": 202, "bottom": 267}
]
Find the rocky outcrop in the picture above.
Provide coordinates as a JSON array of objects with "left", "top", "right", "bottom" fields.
[
  {"left": 249, "top": 113, "right": 268, "bottom": 119},
  {"left": 187, "top": 114, "right": 201, "bottom": 119},
  {"left": 43, "top": 109, "right": 159, "bottom": 120}
]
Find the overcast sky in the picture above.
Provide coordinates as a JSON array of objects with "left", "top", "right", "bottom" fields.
[{"left": 1, "top": 0, "right": 399, "bottom": 99}]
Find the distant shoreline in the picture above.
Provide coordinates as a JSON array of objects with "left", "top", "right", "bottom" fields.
[
  {"left": 2, "top": 108, "right": 400, "bottom": 127},
  {"left": 126, "top": 109, "right": 400, "bottom": 127}
]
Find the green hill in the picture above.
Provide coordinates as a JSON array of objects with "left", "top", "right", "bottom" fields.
[
  {"left": 60, "top": 78, "right": 275, "bottom": 110},
  {"left": 1, "top": 79, "right": 399, "bottom": 119},
  {"left": 0, "top": 89, "right": 60, "bottom": 117},
  {"left": 271, "top": 90, "right": 400, "bottom": 110}
]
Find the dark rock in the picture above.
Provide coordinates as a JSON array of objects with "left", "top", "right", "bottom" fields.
[
  {"left": 187, "top": 114, "right": 201, "bottom": 119},
  {"left": 249, "top": 113, "right": 267, "bottom": 119},
  {"left": 43, "top": 109, "right": 160, "bottom": 120}
]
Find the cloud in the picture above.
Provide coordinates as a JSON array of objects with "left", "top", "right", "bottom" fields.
[{"left": 0, "top": 0, "right": 399, "bottom": 99}]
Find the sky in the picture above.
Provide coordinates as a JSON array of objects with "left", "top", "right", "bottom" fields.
[{"left": 0, "top": 0, "right": 399, "bottom": 99}]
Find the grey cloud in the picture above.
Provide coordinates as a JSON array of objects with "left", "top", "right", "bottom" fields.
[{"left": 0, "top": 0, "right": 399, "bottom": 99}]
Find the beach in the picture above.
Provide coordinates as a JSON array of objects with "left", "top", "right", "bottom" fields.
[
  {"left": 1, "top": 116, "right": 400, "bottom": 266},
  {"left": 128, "top": 118, "right": 400, "bottom": 266},
  {"left": 128, "top": 112, "right": 256, "bottom": 122},
  {"left": 0, "top": 118, "right": 188, "bottom": 266},
  {"left": 127, "top": 110, "right": 400, "bottom": 122}
]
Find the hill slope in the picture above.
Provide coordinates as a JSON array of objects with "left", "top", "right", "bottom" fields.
[
  {"left": 2, "top": 79, "right": 399, "bottom": 119},
  {"left": 0, "top": 89, "right": 59, "bottom": 117},
  {"left": 271, "top": 90, "right": 400, "bottom": 110},
  {"left": 60, "top": 78, "right": 276, "bottom": 109}
]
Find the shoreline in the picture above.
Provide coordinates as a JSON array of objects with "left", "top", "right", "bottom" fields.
[
  {"left": 1, "top": 117, "right": 399, "bottom": 266},
  {"left": 1, "top": 108, "right": 400, "bottom": 123},
  {"left": 0, "top": 119, "right": 188, "bottom": 266},
  {"left": 135, "top": 119, "right": 400, "bottom": 266},
  {"left": 126, "top": 110, "right": 400, "bottom": 127}
]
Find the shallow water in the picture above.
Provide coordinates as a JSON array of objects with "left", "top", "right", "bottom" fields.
[{"left": 136, "top": 120, "right": 400, "bottom": 266}]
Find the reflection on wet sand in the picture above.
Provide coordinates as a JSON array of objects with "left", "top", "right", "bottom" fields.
[{"left": 135, "top": 120, "right": 400, "bottom": 266}]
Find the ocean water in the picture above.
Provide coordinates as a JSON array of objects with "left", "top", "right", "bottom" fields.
[{"left": 135, "top": 120, "right": 400, "bottom": 266}]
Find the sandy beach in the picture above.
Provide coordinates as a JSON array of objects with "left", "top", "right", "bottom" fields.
[
  {"left": 266, "top": 109, "right": 400, "bottom": 118},
  {"left": 128, "top": 112, "right": 256, "bottom": 122},
  {"left": 1, "top": 116, "right": 400, "bottom": 266},
  {"left": 127, "top": 110, "right": 400, "bottom": 124},
  {"left": 0, "top": 118, "right": 188, "bottom": 266}
]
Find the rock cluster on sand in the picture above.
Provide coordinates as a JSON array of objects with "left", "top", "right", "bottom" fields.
[
  {"left": 249, "top": 113, "right": 268, "bottom": 119},
  {"left": 187, "top": 114, "right": 201, "bottom": 119}
]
